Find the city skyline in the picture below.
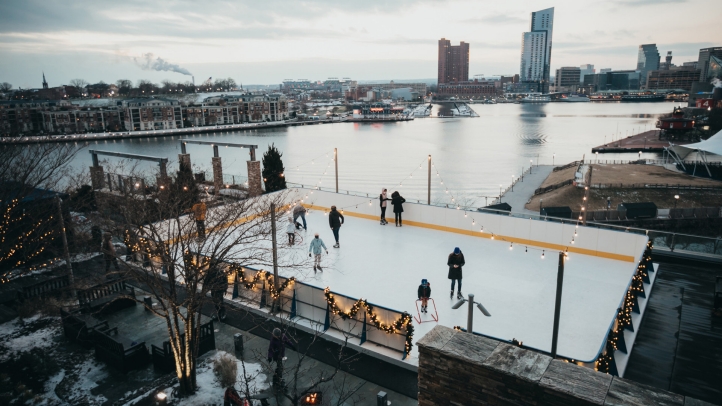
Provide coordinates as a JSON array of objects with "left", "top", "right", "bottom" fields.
[{"left": 1, "top": 0, "right": 721, "bottom": 88}]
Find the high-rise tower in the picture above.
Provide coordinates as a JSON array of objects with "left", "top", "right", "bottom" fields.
[
  {"left": 438, "top": 38, "right": 469, "bottom": 85},
  {"left": 637, "top": 44, "right": 660, "bottom": 87},
  {"left": 519, "top": 7, "right": 554, "bottom": 93},
  {"left": 42, "top": 72, "right": 48, "bottom": 89}
]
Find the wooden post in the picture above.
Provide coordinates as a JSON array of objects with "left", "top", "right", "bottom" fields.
[
  {"left": 334, "top": 148, "right": 338, "bottom": 193},
  {"left": 270, "top": 203, "right": 280, "bottom": 313},
  {"left": 427, "top": 155, "right": 431, "bottom": 205},
  {"left": 550, "top": 252, "right": 565, "bottom": 358}
]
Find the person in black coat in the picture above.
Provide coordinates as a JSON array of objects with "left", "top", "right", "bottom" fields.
[
  {"left": 379, "top": 188, "right": 390, "bottom": 225},
  {"left": 418, "top": 279, "right": 431, "bottom": 313},
  {"left": 328, "top": 205, "right": 344, "bottom": 248},
  {"left": 390, "top": 191, "right": 406, "bottom": 227},
  {"left": 447, "top": 247, "right": 465, "bottom": 299}
]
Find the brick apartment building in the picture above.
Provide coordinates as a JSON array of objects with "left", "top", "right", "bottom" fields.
[{"left": 438, "top": 38, "right": 469, "bottom": 84}]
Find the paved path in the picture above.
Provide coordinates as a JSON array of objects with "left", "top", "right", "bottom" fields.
[{"left": 497, "top": 165, "right": 554, "bottom": 215}]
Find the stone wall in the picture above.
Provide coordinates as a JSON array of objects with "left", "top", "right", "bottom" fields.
[{"left": 417, "top": 325, "right": 711, "bottom": 406}]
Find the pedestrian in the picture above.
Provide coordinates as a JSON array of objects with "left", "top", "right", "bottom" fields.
[
  {"left": 101, "top": 232, "right": 120, "bottom": 275},
  {"left": 267, "top": 328, "right": 296, "bottom": 388},
  {"left": 204, "top": 264, "right": 228, "bottom": 321},
  {"left": 192, "top": 201, "right": 207, "bottom": 239},
  {"left": 293, "top": 204, "right": 307, "bottom": 230},
  {"left": 308, "top": 233, "right": 328, "bottom": 273},
  {"left": 448, "top": 247, "right": 465, "bottom": 299},
  {"left": 328, "top": 205, "right": 344, "bottom": 248},
  {"left": 379, "top": 188, "right": 390, "bottom": 225},
  {"left": 286, "top": 217, "right": 296, "bottom": 245},
  {"left": 418, "top": 279, "right": 431, "bottom": 313},
  {"left": 391, "top": 191, "right": 406, "bottom": 227}
]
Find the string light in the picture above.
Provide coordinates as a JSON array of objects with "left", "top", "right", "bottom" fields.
[{"left": 541, "top": 250, "right": 545, "bottom": 259}]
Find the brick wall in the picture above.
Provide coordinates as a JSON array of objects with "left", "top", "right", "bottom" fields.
[{"left": 417, "top": 325, "right": 711, "bottom": 406}]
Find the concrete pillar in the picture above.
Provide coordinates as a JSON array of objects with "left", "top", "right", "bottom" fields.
[
  {"left": 178, "top": 153, "right": 191, "bottom": 170},
  {"left": 212, "top": 156, "right": 223, "bottom": 196},
  {"left": 90, "top": 166, "right": 104, "bottom": 190},
  {"left": 247, "top": 160, "right": 262, "bottom": 197}
]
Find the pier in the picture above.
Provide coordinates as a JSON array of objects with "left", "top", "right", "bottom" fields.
[{"left": 591, "top": 130, "right": 692, "bottom": 153}]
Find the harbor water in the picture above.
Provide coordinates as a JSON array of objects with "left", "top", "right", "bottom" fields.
[{"left": 64, "top": 102, "right": 676, "bottom": 207}]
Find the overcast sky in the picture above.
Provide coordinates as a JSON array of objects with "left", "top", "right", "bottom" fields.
[{"left": 1, "top": 0, "right": 720, "bottom": 88}]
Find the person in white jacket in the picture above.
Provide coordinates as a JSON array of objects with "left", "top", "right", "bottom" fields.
[
  {"left": 286, "top": 217, "right": 296, "bottom": 245},
  {"left": 308, "top": 233, "right": 328, "bottom": 272}
]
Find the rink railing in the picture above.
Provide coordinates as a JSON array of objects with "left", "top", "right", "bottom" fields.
[
  {"left": 215, "top": 260, "right": 412, "bottom": 359},
  {"left": 287, "top": 183, "right": 722, "bottom": 260}
]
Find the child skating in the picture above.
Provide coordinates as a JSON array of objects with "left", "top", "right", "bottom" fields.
[
  {"left": 308, "top": 233, "right": 328, "bottom": 273},
  {"left": 286, "top": 217, "right": 296, "bottom": 245},
  {"left": 418, "top": 279, "right": 431, "bottom": 313}
]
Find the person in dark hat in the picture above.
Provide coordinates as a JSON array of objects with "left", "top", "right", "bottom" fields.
[
  {"left": 418, "top": 279, "right": 431, "bottom": 313},
  {"left": 447, "top": 247, "right": 465, "bottom": 300}
]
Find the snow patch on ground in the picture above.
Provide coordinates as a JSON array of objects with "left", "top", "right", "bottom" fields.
[
  {"left": 0, "top": 316, "right": 59, "bottom": 361},
  {"left": 63, "top": 355, "right": 109, "bottom": 405},
  {"left": 170, "top": 351, "right": 268, "bottom": 406}
]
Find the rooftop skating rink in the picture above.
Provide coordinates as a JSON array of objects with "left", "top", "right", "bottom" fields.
[{"left": 270, "top": 209, "right": 637, "bottom": 362}]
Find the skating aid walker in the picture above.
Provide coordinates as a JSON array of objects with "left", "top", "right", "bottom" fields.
[{"left": 414, "top": 298, "right": 438, "bottom": 324}]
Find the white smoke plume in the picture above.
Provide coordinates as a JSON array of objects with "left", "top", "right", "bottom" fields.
[
  {"left": 134, "top": 53, "right": 192, "bottom": 76},
  {"left": 712, "top": 77, "right": 722, "bottom": 88}
]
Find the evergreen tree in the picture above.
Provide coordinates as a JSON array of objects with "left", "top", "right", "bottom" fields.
[
  {"left": 172, "top": 162, "right": 198, "bottom": 210},
  {"left": 262, "top": 143, "right": 287, "bottom": 192}
]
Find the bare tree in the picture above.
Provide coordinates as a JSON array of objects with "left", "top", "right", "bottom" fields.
[
  {"left": 116, "top": 79, "right": 132, "bottom": 96},
  {"left": 0, "top": 82, "right": 12, "bottom": 93},
  {"left": 68, "top": 79, "right": 88, "bottom": 90},
  {"left": 98, "top": 171, "right": 307, "bottom": 396},
  {"left": 0, "top": 143, "right": 82, "bottom": 278}
]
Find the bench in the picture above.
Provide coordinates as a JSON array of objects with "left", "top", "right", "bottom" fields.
[
  {"left": 60, "top": 308, "right": 110, "bottom": 348},
  {"left": 77, "top": 280, "right": 136, "bottom": 314},
  {"left": 93, "top": 327, "right": 150, "bottom": 372},
  {"left": 151, "top": 320, "right": 216, "bottom": 373},
  {"left": 20, "top": 274, "right": 71, "bottom": 301}
]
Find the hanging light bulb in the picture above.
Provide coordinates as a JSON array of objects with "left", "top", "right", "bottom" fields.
[
  {"left": 491, "top": 234, "right": 495, "bottom": 240},
  {"left": 542, "top": 250, "right": 545, "bottom": 259},
  {"left": 509, "top": 242, "right": 513, "bottom": 250},
  {"left": 480, "top": 226, "right": 484, "bottom": 233},
  {"left": 525, "top": 246, "right": 528, "bottom": 253}
]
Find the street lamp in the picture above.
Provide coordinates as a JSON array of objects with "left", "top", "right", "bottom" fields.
[
  {"left": 553, "top": 153, "right": 555, "bottom": 166},
  {"left": 530, "top": 159, "right": 533, "bottom": 174},
  {"left": 674, "top": 194, "right": 679, "bottom": 209},
  {"left": 452, "top": 293, "right": 491, "bottom": 333}
]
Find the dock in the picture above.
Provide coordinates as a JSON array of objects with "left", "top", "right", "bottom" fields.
[
  {"left": 591, "top": 130, "right": 692, "bottom": 153},
  {"left": 346, "top": 116, "right": 414, "bottom": 123}
]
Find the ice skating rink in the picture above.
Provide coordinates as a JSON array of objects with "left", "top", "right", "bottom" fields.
[{"left": 273, "top": 208, "right": 638, "bottom": 363}]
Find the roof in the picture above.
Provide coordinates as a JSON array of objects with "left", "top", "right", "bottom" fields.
[
  {"left": 669, "top": 129, "right": 722, "bottom": 158},
  {"left": 0, "top": 181, "right": 68, "bottom": 204}
]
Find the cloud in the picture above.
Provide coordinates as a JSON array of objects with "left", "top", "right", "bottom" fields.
[
  {"left": 613, "top": 0, "right": 686, "bottom": 6},
  {"left": 462, "top": 13, "right": 526, "bottom": 25}
]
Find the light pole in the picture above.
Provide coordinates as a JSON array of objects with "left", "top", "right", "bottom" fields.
[
  {"left": 530, "top": 159, "right": 533, "bottom": 174},
  {"left": 550, "top": 251, "right": 566, "bottom": 358},
  {"left": 499, "top": 184, "right": 503, "bottom": 201},
  {"left": 511, "top": 175, "right": 514, "bottom": 192},
  {"left": 452, "top": 293, "right": 491, "bottom": 333},
  {"left": 553, "top": 153, "right": 555, "bottom": 166},
  {"left": 674, "top": 194, "right": 679, "bottom": 209}
]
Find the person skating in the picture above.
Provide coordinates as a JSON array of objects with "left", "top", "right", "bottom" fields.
[
  {"left": 418, "top": 279, "right": 431, "bottom": 313},
  {"left": 286, "top": 217, "right": 296, "bottom": 245},
  {"left": 267, "top": 328, "right": 297, "bottom": 389},
  {"left": 102, "top": 232, "right": 120, "bottom": 276},
  {"left": 448, "top": 247, "right": 465, "bottom": 299},
  {"left": 308, "top": 233, "right": 328, "bottom": 273},
  {"left": 379, "top": 188, "right": 391, "bottom": 225},
  {"left": 192, "top": 201, "right": 207, "bottom": 239},
  {"left": 328, "top": 205, "right": 344, "bottom": 248},
  {"left": 293, "top": 204, "right": 307, "bottom": 230},
  {"left": 391, "top": 191, "right": 406, "bottom": 227}
]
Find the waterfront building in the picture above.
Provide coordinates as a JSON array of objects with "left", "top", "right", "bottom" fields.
[
  {"left": 682, "top": 61, "right": 698, "bottom": 69},
  {"left": 583, "top": 70, "right": 640, "bottom": 92},
  {"left": 697, "top": 46, "right": 722, "bottom": 82},
  {"left": 579, "top": 64, "right": 595, "bottom": 84},
  {"left": 519, "top": 7, "right": 554, "bottom": 93},
  {"left": 121, "top": 98, "right": 183, "bottom": 131},
  {"left": 636, "top": 44, "right": 660, "bottom": 87},
  {"left": 553, "top": 67, "right": 581, "bottom": 91},
  {"left": 645, "top": 66, "right": 701, "bottom": 91},
  {"left": 42, "top": 107, "right": 123, "bottom": 133},
  {"left": 438, "top": 38, "right": 469, "bottom": 84},
  {"left": 437, "top": 79, "right": 497, "bottom": 98},
  {"left": 659, "top": 51, "right": 674, "bottom": 70}
]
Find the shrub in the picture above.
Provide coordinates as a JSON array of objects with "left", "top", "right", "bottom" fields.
[{"left": 212, "top": 353, "right": 237, "bottom": 388}]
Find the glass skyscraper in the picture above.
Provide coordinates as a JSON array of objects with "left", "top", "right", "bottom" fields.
[
  {"left": 519, "top": 7, "right": 554, "bottom": 93},
  {"left": 636, "top": 44, "right": 660, "bottom": 87}
]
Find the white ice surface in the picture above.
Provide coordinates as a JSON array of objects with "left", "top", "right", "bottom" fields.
[{"left": 259, "top": 209, "right": 638, "bottom": 362}]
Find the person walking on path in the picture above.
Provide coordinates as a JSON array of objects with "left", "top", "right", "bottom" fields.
[
  {"left": 418, "top": 279, "right": 432, "bottom": 313},
  {"left": 293, "top": 204, "right": 307, "bottom": 230},
  {"left": 328, "top": 205, "right": 344, "bottom": 248},
  {"left": 267, "top": 328, "right": 297, "bottom": 389},
  {"left": 391, "top": 191, "right": 406, "bottom": 227},
  {"left": 286, "top": 217, "right": 296, "bottom": 245},
  {"left": 192, "top": 201, "right": 207, "bottom": 239},
  {"left": 448, "top": 247, "right": 465, "bottom": 299},
  {"left": 308, "top": 233, "right": 328, "bottom": 273},
  {"left": 379, "top": 188, "right": 390, "bottom": 225},
  {"left": 102, "top": 232, "right": 120, "bottom": 275}
]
